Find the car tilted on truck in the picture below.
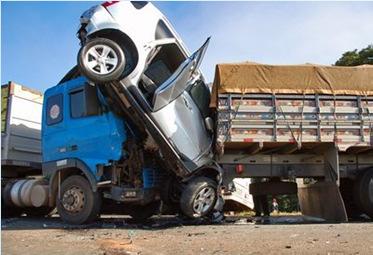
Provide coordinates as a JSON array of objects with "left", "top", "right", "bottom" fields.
[{"left": 3, "top": 1, "right": 223, "bottom": 224}]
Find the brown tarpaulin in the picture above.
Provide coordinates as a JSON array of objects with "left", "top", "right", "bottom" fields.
[{"left": 210, "top": 62, "right": 373, "bottom": 107}]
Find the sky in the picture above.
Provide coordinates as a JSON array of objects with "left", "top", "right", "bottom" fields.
[{"left": 2, "top": 1, "right": 373, "bottom": 92}]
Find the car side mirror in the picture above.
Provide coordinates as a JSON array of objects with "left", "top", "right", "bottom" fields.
[{"left": 205, "top": 117, "right": 214, "bottom": 132}]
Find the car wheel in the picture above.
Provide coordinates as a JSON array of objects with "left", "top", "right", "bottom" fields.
[
  {"left": 180, "top": 177, "right": 217, "bottom": 218},
  {"left": 78, "top": 37, "right": 126, "bottom": 83},
  {"left": 57, "top": 175, "right": 101, "bottom": 225}
]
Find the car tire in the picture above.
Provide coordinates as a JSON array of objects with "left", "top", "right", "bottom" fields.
[
  {"left": 128, "top": 201, "right": 160, "bottom": 221},
  {"left": 78, "top": 37, "right": 126, "bottom": 83},
  {"left": 180, "top": 177, "right": 217, "bottom": 218},
  {"left": 57, "top": 175, "right": 101, "bottom": 225}
]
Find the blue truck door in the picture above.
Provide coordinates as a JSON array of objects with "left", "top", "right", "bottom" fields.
[{"left": 43, "top": 77, "right": 126, "bottom": 177}]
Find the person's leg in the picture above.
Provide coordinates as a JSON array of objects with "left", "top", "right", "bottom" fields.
[
  {"left": 253, "top": 195, "right": 262, "bottom": 217},
  {"left": 261, "top": 195, "right": 270, "bottom": 217}
]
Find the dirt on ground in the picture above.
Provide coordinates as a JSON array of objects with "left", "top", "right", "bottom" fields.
[{"left": 2, "top": 215, "right": 373, "bottom": 255}]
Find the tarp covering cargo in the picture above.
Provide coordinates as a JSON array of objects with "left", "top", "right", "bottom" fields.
[{"left": 211, "top": 62, "right": 373, "bottom": 107}]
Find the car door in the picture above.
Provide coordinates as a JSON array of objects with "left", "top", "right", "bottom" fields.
[{"left": 150, "top": 38, "right": 212, "bottom": 162}]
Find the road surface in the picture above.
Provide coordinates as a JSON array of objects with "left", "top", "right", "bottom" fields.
[{"left": 2, "top": 215, "right": 373, "bottom": 255}]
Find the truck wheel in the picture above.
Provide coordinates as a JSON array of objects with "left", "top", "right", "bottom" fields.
[
  {"left": 354, "top": 170, "right": 373, "bottom": 219},
  {"left": 180, "top": 177, "right": 217, "bottom": 218},
  {"left": 57, "top": 175, "right": 101, "bottom": 225},
  {"left": 340, "top": 179, "right": 363, "bottom": 219},
  {"left": 78, "top": 37, "right": 126, "bottom": 83},
  {"left": 128, "top": 201, "right": 160, "bottom": 221}
]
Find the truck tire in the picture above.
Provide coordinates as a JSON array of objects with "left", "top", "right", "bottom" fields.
[
  {"left": 340, "top": 179, "right": 363, "bottom": 219},
  {"left": 128, "top": 201, "right": 160, "bottom": 221},
  {"left": 78, "top": 37, "right": 126, "bottom": 83},
  {"left": 57, "top": 175, "right": 101, "bottom": 225},
  {"left": 180, "top": 177, "right": 217, "bottom": 218},
  {"left": 354, "top": 170, "right": 373, "bottom": 219}
]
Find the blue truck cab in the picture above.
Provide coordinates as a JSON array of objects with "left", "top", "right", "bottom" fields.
[
  {"left": 42, "top": 77, "right": 126, "bottom": 180},
  {"left": 41, "top": 77, "right": 163, "bottom": 224}
]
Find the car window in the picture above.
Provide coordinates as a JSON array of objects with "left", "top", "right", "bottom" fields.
[
  {"left": 46, "top": 94, "right": 63, "bottom": 126},
  {"left": 189, "top": 80, "right": 211, "bottom": 118},
  {"left": 139, "top": 43, "right": 186, "bottom": 104}
]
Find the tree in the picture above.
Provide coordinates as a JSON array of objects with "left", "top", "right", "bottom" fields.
[{"left": 335, "top": 45, "right": 373, "bottom": 66}]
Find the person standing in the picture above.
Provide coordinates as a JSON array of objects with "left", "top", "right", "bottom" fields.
[
  {"left": 251, "top": 178, "right": 270, "bottom": 217},
  {"left": 272, "top": 198, "right": 279, "bottom": 214}
]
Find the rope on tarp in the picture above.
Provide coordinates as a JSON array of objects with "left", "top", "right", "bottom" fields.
[
  {"left": 222, "top": 93, "right": 245, "bottom": 144},
  {"left": 277, "top": 94, "right": 301, "bottom": 149},
  {"left": 365, "top": 95, "right": 373, "bottom": 146}
]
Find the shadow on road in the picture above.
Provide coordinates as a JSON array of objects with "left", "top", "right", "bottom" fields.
[
  {"left": 1, "top": 215, "right": 213, "bottom": 231},
  {"left": 2, "top": 214, "right": 372, "bottom": 231}
]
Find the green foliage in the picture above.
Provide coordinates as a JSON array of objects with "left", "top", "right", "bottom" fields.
[
  {"left": 269, "top": 194, "right": 300, "bottom": 213},
  {"left": 335, "top": 45, "right": 373, "bottom": 66}
]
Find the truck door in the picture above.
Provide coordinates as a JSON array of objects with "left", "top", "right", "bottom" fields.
[{"left": 150, "top": 38, "right": 212, "bottom": 162}]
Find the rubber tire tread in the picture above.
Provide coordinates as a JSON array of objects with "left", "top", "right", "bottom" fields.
[
  {"left": 57, "top": 175, "right": 101, "bottom": 225},
  {"left": 179, "top": 177, "right": 217, "bottom": 218}
]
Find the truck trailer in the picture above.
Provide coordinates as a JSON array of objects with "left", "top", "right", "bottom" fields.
[
  {"left": 214, "top": 62, "right": 373, "bottom": 221},
  {"left": 1, "top": 82, "right": 52, "bottom": 217}
]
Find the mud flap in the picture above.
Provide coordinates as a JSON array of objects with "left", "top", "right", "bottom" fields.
[
  {"left": 297, "top": 180, "right": 348, "bottom": 222},
  {"left": 211, "top": 196, "right": 225, "bottom": 223}
]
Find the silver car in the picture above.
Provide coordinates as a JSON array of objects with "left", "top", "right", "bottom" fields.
[{"left": 77, "top": 1, "right": 222, "bottom": 218}]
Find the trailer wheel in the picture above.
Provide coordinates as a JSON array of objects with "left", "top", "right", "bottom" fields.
[
  {"left": 57, "top": 175, "right": 101, "bottom": 225},
  {"left": 78, "top": 37, "right": 126, "bottom": 83},
  {"left": 354, "top": 170, "right": 373, "bottom": 219},
  {"left": 180, "top": 177, "right": 217, "bottom": 218},
  {"left": 128, "top": 201, "right": 160, "bottom": 221}
]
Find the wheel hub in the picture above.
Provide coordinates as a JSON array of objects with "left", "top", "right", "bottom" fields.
[
  {"left": 192, "top": 187, "right": 216, "bottom": 215},
  {"left": 86, "top": 44, "right": 119, "bottom": 75},
  {"left": 62, "top": 186, "right": 85, "bottom": 213}
]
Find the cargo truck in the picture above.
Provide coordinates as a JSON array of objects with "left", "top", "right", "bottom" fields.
[{"left": 213, "top": 62, "right": 373, "bottom": 222}]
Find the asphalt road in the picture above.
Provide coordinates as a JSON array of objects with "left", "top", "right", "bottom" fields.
[{"left": 2, "top": 215, "right": 373, "bottom": 255}]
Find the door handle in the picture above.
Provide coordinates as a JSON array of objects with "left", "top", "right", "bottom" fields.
[{"left": 182, "top": 95, "right": 192, "bottom": 110}]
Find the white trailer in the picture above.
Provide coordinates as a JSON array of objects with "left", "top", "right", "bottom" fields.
[{"left": 1, "top": 82, "right": 47, "bottom": 217}]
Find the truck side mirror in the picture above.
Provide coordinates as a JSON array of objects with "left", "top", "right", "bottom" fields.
[{"left": 205, "top": 117, "right": 214, "bottom": 132}]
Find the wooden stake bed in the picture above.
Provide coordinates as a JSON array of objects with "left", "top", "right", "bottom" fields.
[{"left": 217, "top": 94, "right": 373, "bottom": 152}]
